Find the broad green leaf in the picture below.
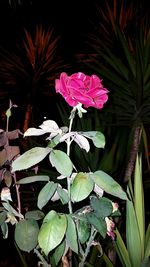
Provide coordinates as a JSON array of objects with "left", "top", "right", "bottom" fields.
[
  {"left": 1, "top": 222, "right": 8, "bottom": 239},
  {"left": 81, "top": 131, "right": 105, "bottom": 148},
  {"left": 66, "top": 215, "right": 78, "bottom": 253},
  {"left": 25, "top": 210, "right": 45, "bottom": 220},
  {"left": 114, "top": 228, "right": 131, "bottom": 267},
  {"left": 86, "top": 212, "right": 107, "bottom": 238},
  {"left": 12, "top": 147, "right": 51, "bottom": 172},
  {"left": 37, "top": 182, "right": 57, "bottom": 209},
  {"left": 50, "top": 241, "right": 65, "bottom": 267},
  {"left": 24, "top": 128, "right": 46, "bottom": 136},
  {"left": 0, "top": 211, "right": 7, "bottom": 226},
  {"left": 126, "top": 199, "right": 142, "bottom": 267},
  {"left": 38, "top": 210, "right": 67, "bottom": 256},
  {"left": 17, "top": 175, "right": 49, "bottom": 184},
  {"left": 134, "top": 154, "right": 145, "bottom": 258},
  {"left": 15, "top": 219, "right": 39, "bottom": 252},
  {"left": 49, "top": 150, "right": 73, "bottom": 177},
  {"left": 6, "top": 108, "right": 11, "bottom": 118},
  {"left": 39, "top": 120, "right": 59, "bottom": 132},
  {"left": 2, "top": 202, "right": 23, "bottom": 219},
  {"left": 145, "top": 224, "right": 150, "bottom": 257},
  {"left": 74, "top": 133, "right": 90, "bottom": 152},
  {"left": 91, "top": 171, "right": 128, "bottom": 200},
  {"left": 92, "top": 131, "right": 105, "bottom": 148},
  {"left": 71, "top": 172, "right": 94, "bottom": 202},
  {"left": 4, "top": 170, "right": 12, "bottom": 187},
  {"left": 48, "top": 134, "right": 61, "bottom": 148},
  {"left": 57, "top": 186, "right": 69, "bottom": 204},
  {"left": 77, "top": 218, "right": 90, "bottom": 244},
  {"left": 90, "top": 197, "right": 113, "bottom": 218}
]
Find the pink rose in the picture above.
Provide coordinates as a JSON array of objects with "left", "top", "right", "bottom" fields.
[{"left": 55, "top": 72, "right": 109, "bottom": 109}]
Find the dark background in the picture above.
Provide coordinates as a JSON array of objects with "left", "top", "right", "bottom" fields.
[{"left": 0, "top": 0, "right": 98, "bottom": 53}]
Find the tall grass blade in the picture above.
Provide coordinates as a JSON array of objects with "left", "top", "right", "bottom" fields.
[
  {"left": 134, "top": 154, "right": 145, "bottom": 258},
  {"left": 114, "top": 228, "right": 131, "bottom": 267},
  {"left": 126, "top": 196, "right": 142, "bottom": 267},
  {"left": 145, "top": 224, "right": 150, "bottom": 258}
]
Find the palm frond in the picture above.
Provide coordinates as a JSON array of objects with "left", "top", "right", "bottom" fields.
[{"left": 0, "top": 25, "right": 66, "bottom": 100}]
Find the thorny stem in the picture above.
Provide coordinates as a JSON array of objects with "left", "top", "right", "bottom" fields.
[
  {"left": 79, "top": 227, "right": 97, "bottom": 267},
  {"left": 13, "top": 172, "right": 21, "bottom": 216}
]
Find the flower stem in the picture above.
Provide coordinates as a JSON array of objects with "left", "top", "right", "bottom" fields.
[
  {"left": 66, "top": 110, "right": 75, "bottom": 214},
  {"left": 34, "top": 248, "right": 50, "bottom": 267},
  {"left": 79, "top": 227, "right": 97, "bottom": 267},
  {"left": 13, "top": 172, "right": 22, "bottom": 216}
]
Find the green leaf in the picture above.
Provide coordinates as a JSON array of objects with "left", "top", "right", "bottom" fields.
[
  {"left": 15, "top": 219, "right": 39, "bottom": 252},
  {"left": 25, "top": 210, "right": 45, "bottom": 220},
  {"left": 12, "top": 147, "right": 51, "bottom": 172},
  {"left": 48, "top": 134, "right": 61, "bottom": 149},
  {"left": 6, "top": 108, "right": 11, "bottom": 118},
  {"left": 37, "top": 182, "right": 57, "bottom": 209},
  {"left": 66, "top": 215, "right": 78, "bottom": 254},
  {"left": 57, "top": 186, "right": 69, "bottom": 204},
  {"left": 38, "top": 210, "right": 67, "bottom": 256},
  {"left": 71, "top": 172, "right": 94, "bottom": 202},
  {"left": 17, "top": 175, "right": 50, "bottom": 184},
  {"left": 4, "top": 170, "right": 12, "bottom": 187},
  {"left": 134, "top": 154, "right": 145, "bottom": 258},
  {"left": 49, "top": 150, "right": 73, "bottom": 176},
  {"left": 1, "top": 222, "right": 8, "bottom": 239},
  {"left": 81, "top": 131, "right": 105, "bottom": 148},
  {"left": 114, "top": 228, "right": 131, "bottom": 267},
  {"left": 77, "top": 218, "right": 90, "bottom": 244},
  {"left": 86, "top": 212, "right": 107, "bottom": 238},
  {"left": 145, "top": 224, "right": 150, "bottom": 258},
  {"left": 90, "top": 197, "right": 113, "bottom": 218},
  {"left": 50, "top": 241, "right": 65, "bottom": 267},
  {"left": 102, "top": 252, "right": 114, "bottom": 267},
  {"left": 2, "top": 202, "right": 23, "bottom": 219},
  {"left": 91, "top": 171, "right": 128, "bottom": 200},
  {"left": 116, "top": 26, "right": 135, "bottom": 76},
  {"left": 126, "top": 199, "right": 142, "bottom": 267},
  {"left": 0, "top": 211, "right": 7, "bottom": 226}
]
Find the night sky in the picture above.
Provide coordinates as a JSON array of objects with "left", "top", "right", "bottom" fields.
[
  {"left": 0, "top": 0, "right": 98, "bottom": 53},
  {"left": 0, "top": 0, "right": 101, "bottom": 126}
]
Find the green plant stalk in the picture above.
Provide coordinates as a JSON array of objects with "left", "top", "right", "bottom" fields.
[
  {"left": 13, "top": 172, "right": 22, "bottom": 216},
  {"left": 15, "top": 242, "right": 29, "bottom": 267},
  {"left": 102, "top": 252, "right": 114, "bottom": 267},
  {"left": 5, "top": 102, "right": 22, "bottom": 216},
  {"left": 34, "top": 248, "right": 50, "bottom": 267},
  {"left": 66, "top": 109, "right": 76, "bottom": 214},
  {"left": 79, "top": 226, "right": 97, "bottom": 267}
]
